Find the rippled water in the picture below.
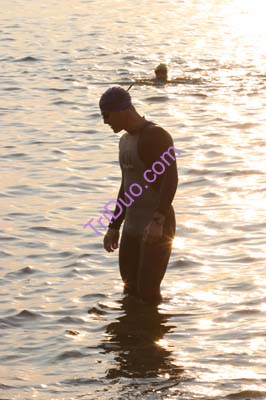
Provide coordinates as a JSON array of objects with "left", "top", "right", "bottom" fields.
[{"left": 1, "top": 0, "right": 266, "bottom": 399}]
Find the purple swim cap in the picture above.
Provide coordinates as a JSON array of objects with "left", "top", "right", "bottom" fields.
[{"left": 99, "top": 86, "right": 132, "bottom": 112}]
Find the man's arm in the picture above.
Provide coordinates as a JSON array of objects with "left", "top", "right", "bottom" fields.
[
  {"left": 139, "top": 125, "right": 178, "bottom": 217},
  {"left": 107, "top": 171, "right": 126, "bottom": 230},
  {"left": 139, "top": 125, "right": 178, "bottom": 243},
  {"left": 104, "top": 171, "right": 126, "bottom": 252}
]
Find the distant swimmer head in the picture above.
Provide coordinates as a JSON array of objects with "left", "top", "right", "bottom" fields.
[
  {"left": 154, "top": 63, "right": 168, "bottom": 82},
  {"left": 99, "top": 86, "right": 132, "bottom": 113}
]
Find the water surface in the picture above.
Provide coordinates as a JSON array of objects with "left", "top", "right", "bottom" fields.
[{"left": 0, "top": 0, "right": 266, "bottom": 399}]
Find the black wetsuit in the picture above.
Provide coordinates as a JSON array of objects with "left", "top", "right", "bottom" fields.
[{"left": 109, "top": 118, "right": 178, "bottom": 303}]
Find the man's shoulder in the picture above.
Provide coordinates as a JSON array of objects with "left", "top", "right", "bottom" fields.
[
  {"left": 119, "top": 131, "right": 129, "bottom": 139},
  {"left": 119, "top": 131, "right": 129, "bottom": 146},
  {"left": 141, "top": 121, "right": 172, "bottom": 143}
]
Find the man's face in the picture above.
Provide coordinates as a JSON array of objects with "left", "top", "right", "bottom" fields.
[{"left": 102, "top": 110, "right": 125, "bottom": 133}]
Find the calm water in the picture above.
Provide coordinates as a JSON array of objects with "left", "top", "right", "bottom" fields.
[{"left": 1, "top": 0, "right": 266, "bottom": 399}]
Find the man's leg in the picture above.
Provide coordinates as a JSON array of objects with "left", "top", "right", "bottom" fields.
[
  {"left": 119, "top": 231, "right": 141, "bottom": 297},
  {"left": 138, "top": 208, "right": 176, "bottom": 304}
]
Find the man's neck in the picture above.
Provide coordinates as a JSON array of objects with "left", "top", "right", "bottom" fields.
[{"left": 125, "top": 114, "right": 146, "bottom": 134}]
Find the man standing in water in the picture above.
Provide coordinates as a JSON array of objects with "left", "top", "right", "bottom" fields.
[{"left": 99, "top": 87, "right": 178, "bottom": 304}]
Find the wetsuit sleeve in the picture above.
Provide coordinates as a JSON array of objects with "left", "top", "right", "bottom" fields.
[
  {"left": 107, "top": 171, "right": 126, "bottom": 230},
  {"left": 138, "top": 125, "right": 178, "bottom": 216}
]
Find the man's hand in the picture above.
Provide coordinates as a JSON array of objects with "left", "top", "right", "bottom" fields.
[
  {"left": 103, "top": 228, "right": 120, "bottom": 252},
  {"left": 143, "top": 220, "right": 163, "bottom": 244}
]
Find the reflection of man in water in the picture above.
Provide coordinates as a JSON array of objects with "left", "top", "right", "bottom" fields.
[
  {"left": 154, "top": 63, "right": 168, "bottom": 83},
  {"left": 100, "top": 298, "right": 183, "bottom": 390},
  {"left": 99, "top": 86, "right": 178, "bottom": 305}
]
